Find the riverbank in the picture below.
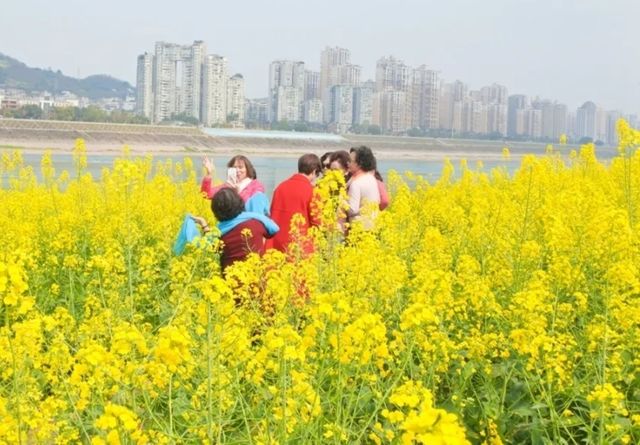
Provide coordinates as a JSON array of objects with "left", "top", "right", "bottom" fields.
[
  {"left": 0, "top": 117, "right": 594, "bottom": 161},
  {"left": 0, "top": 141, "right": 528, "bottom": 161}
]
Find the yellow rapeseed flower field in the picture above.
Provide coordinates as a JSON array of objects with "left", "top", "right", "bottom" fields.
[{"left": 1, "top": 121, "right": 640, "bottom": 444}]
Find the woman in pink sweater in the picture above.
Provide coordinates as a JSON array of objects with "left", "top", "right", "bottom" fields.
[
  {"left": 347, "top": 146, "right": 381, "bottom": 229},
  {"left": 200, "top": 155, "right": 270, "bottom": 215}
]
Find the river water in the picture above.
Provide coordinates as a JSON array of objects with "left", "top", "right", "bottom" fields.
[{"left": 5, "top": 144, "right": 620, "bottom": 195}]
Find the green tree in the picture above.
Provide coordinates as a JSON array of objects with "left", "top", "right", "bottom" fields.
[
  {"left": 293, "top": 122, "right": 309, "bottom": 132},
  {"left": 49, "top": 107, "right": 75, "bottom": 121},
  {"left": 169, "top": 112, "right": 200, "bottom": 126},
  {"left": 579, "top": 136, "right": 594, "bottom": 145},
  {"left": 272, "top": 120, "right": 293, "bottom": 131}
]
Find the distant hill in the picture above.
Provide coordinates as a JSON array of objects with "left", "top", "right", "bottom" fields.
[{"left": 0, "top": 53, "right": 134, "bottom": 99}]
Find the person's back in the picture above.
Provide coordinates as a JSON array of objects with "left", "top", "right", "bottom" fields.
[
  {"left": 347, "top": 172, "right": 380, "bottom": 223},
  {"left": 220, "top": 218, "right": 269, "bottom": 272},
  {"left": 270, "top": 175, "right": 315, "bottom": 251},
  {"left": 347, "top": 147, "right": 381, "bottom": 229},
  {"left": 268, "top": 154, "right": 321, "bottom": 253},
  {"left": 192, "top": 187, "right": 278, "bottom": 274}
]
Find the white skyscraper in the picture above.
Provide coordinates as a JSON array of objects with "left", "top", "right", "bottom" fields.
[
  {"left": 320, "top": 47, "right": 351, "bottom": 95},
  {"left": 320, "top": 47, "right": 361, "bottom": 123},
  {"left": 269, "top": 60, "right": 305, "bottom": 122},
  {"left": 245, "top": 98, "right": 269, "bottom": 127},
  {"left": 329, "top": 85, "right": 353, "bottom": 133},
  {"left": 184, "top": 41, "right": 206, "bottom": 120},
  {"left": 606, "top": 111, "right": 622, "bottom": 145},
  {"left": 152, "top": 42, "right": 180, "bottom": 122},
  {"left": 552, "top": 104, "right": 568, "bottom": 140},
  {"left": 376, "top": 90, "right": 408, "bottom": 134},
  {"left": 411, "top": 66, "right": 440, "bottom": 130},
  {"left": 576, "top": 101, "right": 598, "bottom": 140},
  {"left": 151, "top": 41, "right": 206, "bottom": 123},
  {"left": 525, "top": 108, "right": 543, "bottom": 139},
  {"left": 303, "top": 98, "right": 324, "bottom": 124},
  {"left": 202, "top": 55, "right": 228, "bottom": 126},
  {"left": 353, "top": 83, "right": 374, "bottom": 126},
  {"left": 226, "top": 74, "right": 245, "bottom": 125},
  {"left": 375, "top": 56, "right": 411, "bottom": 93},
  {"left": 136, "top": 40, "right": 245, "bottom": 126},
  {"left": 276, "top": 86, "right": 302, "bottom": 122},
  {"left": 304, "top": 70, "right": 320, "bottom": 101},
  {"left": 135, "top": 52, "right": 154, "bottom": 120},
  {"left": 479, "top": 83, "right": 507, "bottom": 136},
  {"left": 507, "top": 95, "right": 528, "bottom": 137}
]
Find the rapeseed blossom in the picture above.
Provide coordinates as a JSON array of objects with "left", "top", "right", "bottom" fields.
[{"left": 1, "top": 125, "right": 640, "bottom": 443}]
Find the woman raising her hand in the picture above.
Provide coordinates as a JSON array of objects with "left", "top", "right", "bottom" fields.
[{"left": 201, "top": 155, "right": 270, "bottom": 216}]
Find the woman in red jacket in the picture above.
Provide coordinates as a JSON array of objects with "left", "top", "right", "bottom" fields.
[{"left": 267, "top": 154, "right": 322, "bottom": 254}]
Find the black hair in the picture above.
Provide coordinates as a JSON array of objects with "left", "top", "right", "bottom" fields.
[
  {"left": 329, "top": 150, "right": 350, "bottom": 171},
  {"left": 320, "top": 152, "right": 333, "bottom": 168},
  {"left": 351, "top": 146, "right": 377, "bottom": 172},
  {"left": 211, "top": 188, "right": 245, "bottom": 221}
]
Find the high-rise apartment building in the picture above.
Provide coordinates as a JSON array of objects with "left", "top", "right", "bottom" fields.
[
  {"left": 269, "top": 60, "right": 305, "bottom": 122},
  {"left": 376, "top": 90, "right": 408, "bottom": 134},
  {"left": 202, "top": 55, "right": 228, "bottom": 126},
  {"left": 320, "top": 47, "right": 361, "bottom": 123},
  {"left": 328, "top": 85, "right": 353, "bottom": 134},
  {"left": 486, "top": 104, "right": 507, "bottom": 135},
  {"left": 438, "top": 83, "right": 454, "bottom": 130},
  {"left": 275, "top": 86, "right": 302, "bottom": 122},
  {"left": 226, "top": 73, "right": 245, "bottom": 125},
  {"left": 135, "top": 52, "right": 154, "bottom": 120},
  {"left": 552, "top": 103, "right": 568, "bottom": 140},
  {"left": 373, "top": 56, "right": 413, "bottom": 133},
  {"left": 525, "top": 108, "right": 543, "bottom": 139},
  {"left": 136, "top": 40, "right": 243, "bottom": 126},
  {"left": 411, "top": 66, "right": 439, "bottom": 130},
  {"left": 304, "top": 70, "right": 320, "bottom": 101},
  {"left": 151, "top": 40, "right": 206, "bottom": 123},
  {"left": 477, "top": 84, "right": 507, "bottom": 136},
  {"left": 320, "top": 47, "right": 351, "bottom": 94},
  {"left": 533, "top": 99, "right": 556, "bottom": 140},
  {"left": 507, "top": 95, "right": 566, "bottom": 140},
  {"left": 375, "top": 56, "right": 411, "bottom": 93},
  {"left": 303, "top": 99, "right": 324, "bottom": 124},
  {"left": 184, "top": 41, "right": 206, "bottom": 120},
  {"left": 463, "top": 100, "right": 487, "bottom": 134},
  {"left": 507, "top": 95, "right": 528, "bottom": 137},
  {"left": 337, "top": 64, "right": 361, "bottom": 87},
  {"left": 245, "top": 98, "right": 269, "bottom": 127},
  {"left": 152, "top": 42, "right": 181, "bottom": 122},
  {"left": 353, "top": 82, "right": 374, "bottom": 126},
  {"left": 480, "top": 84, "right": 508, "bottom": 106},
  {"left": 439, "top": 80, "right": 470, "bottom": 133},
  {"left": 606, "top": 111, "right": 622, "bottom": 145},
  {"left": 576, "top": 101, "right": 598, "bottom": 140}
]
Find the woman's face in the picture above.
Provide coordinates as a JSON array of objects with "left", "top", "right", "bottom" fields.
[
  {"left": 233, "top": 159, "right": 248, "bottom": 181},
  {"left": 330, "top": 160, "right": 347, "bottom": 175}
]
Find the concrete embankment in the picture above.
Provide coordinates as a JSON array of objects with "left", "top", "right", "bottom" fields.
[{"left": 0, "top": 118, "right": 584, "bottom": 160}]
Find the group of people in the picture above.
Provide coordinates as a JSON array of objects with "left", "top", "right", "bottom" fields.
[{"left": 190, "top": 146, "right": 388, "bottom": 272}]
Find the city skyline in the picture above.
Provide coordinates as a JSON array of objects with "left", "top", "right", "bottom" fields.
[
  {"left": 131, "top": 40, "right": 629, "bottom": 145},
  {"left": 0, "top": 0, "right": 637, "bottom": 114}
]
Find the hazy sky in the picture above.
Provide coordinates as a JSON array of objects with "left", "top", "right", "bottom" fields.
[{"left": 1, "top": 0, "right": 637, "bottom": 113}]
